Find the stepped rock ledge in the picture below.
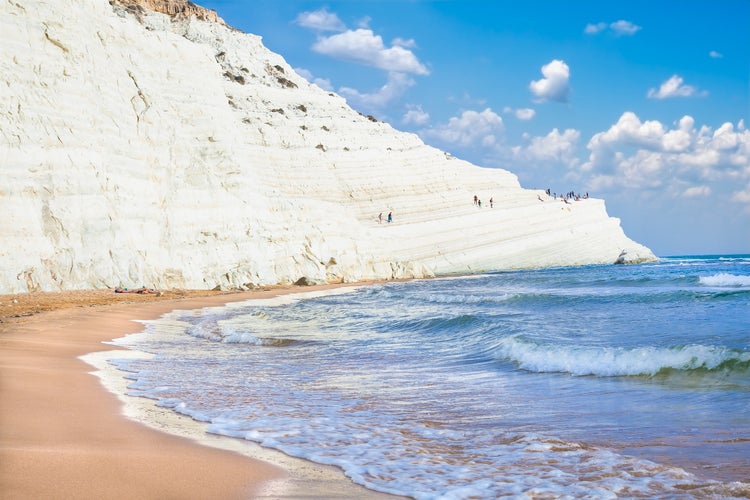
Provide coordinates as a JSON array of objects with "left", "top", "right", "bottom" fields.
[{"left": 0, "top": 0, "right": 656, "bottom": 294}]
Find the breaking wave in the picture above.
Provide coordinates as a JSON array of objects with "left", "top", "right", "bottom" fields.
[
  {"left": 699, "top": 273, "right": 750, "bottom": 288},
  {"left": 495, "top": 336, "right": 750, "bottom": 377},
  {"left": 183, "top": 312, "right": 303, "bottom": 346}
]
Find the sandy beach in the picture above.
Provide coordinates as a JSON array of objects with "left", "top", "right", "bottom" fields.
[{"left": 0, "top": 286, "right": 396, "bottom": 499}]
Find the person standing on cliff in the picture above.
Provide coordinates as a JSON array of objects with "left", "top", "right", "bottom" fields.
[
  {"left": 378, "top": 212, "right": 383, "bottom": 224},
  {"left": 387, "top": 211, "right": 393, "bottom": 223}
]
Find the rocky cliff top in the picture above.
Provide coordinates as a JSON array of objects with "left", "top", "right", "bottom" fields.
[{"left": 110, "top": 0, "right": 224, "bottom": 24}]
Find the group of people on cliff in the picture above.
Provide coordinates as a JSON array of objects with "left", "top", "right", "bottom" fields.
[
  {"left": 376, "top": 188, "right": 590, "bottom": 226},
  {"left": 473, "top": 195, "right": 494, "bottom": 208},
  {"left": 547, "top": 188, "right": 589, "bottom": 202},
  {"left": 377, "top": 212, "right": 393, "bottom": 224}
]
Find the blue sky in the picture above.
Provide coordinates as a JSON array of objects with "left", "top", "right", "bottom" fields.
[{"left": 200, "top": 1, "right": 749, "bottom": 256}]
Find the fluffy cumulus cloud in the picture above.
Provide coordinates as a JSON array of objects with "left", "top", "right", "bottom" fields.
[
  {"left": 294, "top": 67, "right": 333, "bottom": 91},
  {"left": 311, "top": 28, "right": 429, "bottom": 75},
  {"left": 647, "top": 75, "right": 705, "bottom": 99},
  {"left": 392, "top": 37, "right": 417, "bottom": 49},
  {"left": 582, "top": 112, "right": 750, "bottom": 203},
  {"left": 295, "top": 8, "right": 429, "bottom": 112},
  {"left": 339, "top": 72, "right": 416, "bottom": 112},
  {"left": 709, "top": 50, "right": 724, "bottom": 59},
  {"left": 513, "top": 128, "right": 581, "bottom": 167},
  {"left": 732, "top": 183, "right": 750, "bottom": 206},
  {"left": 586, "top": 112, "right": 665, "bottom": 155},
  {"left": 402, "top": 104, "right": 430, "bottom": 126},
  {"left": 422, "top": 108, "right": 504, "bottom": 148},
  {"left": 584, "top": 22, "right": 607, "bottom": 35},
  {"left": 503, "top": 107, "right": 536, "bottom": 120},
  {"left": 529, "top": 60, "right": 570, "bottom": 103},
  {"left": 515, "top": 108, "right": 536, "bottom": 120},
  {"left": 295, "top": 8, "right": 346, "bottom": 32},
  {"left": 585, "top": 20, "right": 641, "bottom": 36},
  {"left": 609, "top": 20, "right": 642, "bottom": 36},
  {"left": 682, "top": 185, "right": 712, "bottom": 198}
]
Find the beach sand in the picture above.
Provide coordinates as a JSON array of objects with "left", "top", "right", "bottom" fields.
[{"left": 0, "top": 286, "right": 397, "bottom": 499}]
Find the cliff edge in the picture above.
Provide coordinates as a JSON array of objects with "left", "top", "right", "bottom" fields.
[{"left": 110, "top": 0, "right": 224, "bottom": 24}]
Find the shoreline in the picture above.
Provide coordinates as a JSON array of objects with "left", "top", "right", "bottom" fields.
[{"left": 0, "top": 284, "right": 398, "bottom": 499}]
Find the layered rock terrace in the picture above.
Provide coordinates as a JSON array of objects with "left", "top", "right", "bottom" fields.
[{"left": 0, "top": 0, "right": 655, "bottom": 293}]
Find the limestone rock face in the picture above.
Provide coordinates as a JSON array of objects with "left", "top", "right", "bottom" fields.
[
  {"left": 110, "top": 0, "right": 224, "bottom": 24},
  {"left": 0, "top": 0, "right": 655, "bottom": 293}
]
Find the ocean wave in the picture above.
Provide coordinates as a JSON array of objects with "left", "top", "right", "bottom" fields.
[
  {"left": 494, "top": 337, "right": 750, "bottom": 377},
  {"left": 699, "top": 273, "right": 750, "bottom": 288},
  {"left": 389, "top": 314, "right": 482, "bottom": 335},
  {"left": 184, "top": 317, "right": 222, "bottom": 341},
  {"left": 418, "top": 290, "right": 518, "bottom": 306},
  {"left": 190, "top": 324, "right": 302, "bottom": 346},
  {"left": 183, "top": 313, "right": 288, "bottom": 346}
]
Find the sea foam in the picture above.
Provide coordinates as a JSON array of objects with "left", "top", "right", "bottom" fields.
[
  {"left": 107, "top": 256, "right": 750, "bottom": 498},
  {"left": 495, "top": 336, "right": 750, "bottom": 377},
  {"left": 699, "top": 273, "right": 750, "bottom": 287}
]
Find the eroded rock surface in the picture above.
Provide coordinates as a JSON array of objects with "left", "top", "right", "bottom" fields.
[{"left": 0, "top": 0, "right": 655, "bottom": 293}]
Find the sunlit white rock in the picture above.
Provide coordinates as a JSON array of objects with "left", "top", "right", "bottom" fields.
[{"left": 0, "top": 0, "right": 655, "bottom": 293}]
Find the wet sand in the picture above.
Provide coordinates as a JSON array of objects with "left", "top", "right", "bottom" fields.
[{"left": 0, "top": 286, "right": 396, "bottom": 499}]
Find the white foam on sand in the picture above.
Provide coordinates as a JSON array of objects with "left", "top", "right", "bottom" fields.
[
  {"left": 80, "top": 286, "right": 396, "bottom": 499},
  {"left": 81, "top": 347, "right": 396, "bottom": 499}
]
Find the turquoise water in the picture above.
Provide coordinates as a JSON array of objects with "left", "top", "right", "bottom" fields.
[{"left": 114, "top": 255, "right": 750, "bottom": 498}]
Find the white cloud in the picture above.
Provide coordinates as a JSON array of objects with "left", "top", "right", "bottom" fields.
[
  {"left": 678, "top": 115, "right": 696, "bottom": 131},
  {"left": 610, "top": 20, "right": 642, "bottom": 36},
  {"left": 503, "top": 107, "right": 536, "bottom": 120},
  {"left": 339, "top": 72, "right": 416, "bottom": 111},
  {"left": 295, "top": 11, "right": 428, "bottom": 115},
  {"left": 709, "top": 50, "right": 724, "bottom": 59},
  {"left": 392, "top": 37, "right": 417, "bottom": 49},
  {"left": 614, "top": 150, "right": 667, "bottom": 189},
  {"left": 582, "top": 112, "right": 750, "bottom": 200},
  {"left": 712, "top": 122, "right": 739, "bottom": 150},
  {"left": 662, "top": 128, "right": 692, "bottom": 152},
  {"left": 312, "top": 28, "right": 429, "bottom": 75},
  {"left": 518, "top": 128, "right": 581, "bottom": 166},
  {"left": 515, "top": 108, "right": 536, "bottom": 120},
  {"left": 295, "top": 8, "right": 346, "bottom": 32},
  {"left": 647, "top": 75, "right": 705, "bottom": 99},
  {"left": 356, "top": 16, "right": 372, "bottom": 29},
  {"left": 587, "top": 111, "right": 665, "bottom": 154},
  {"left": 585, "top": 20, "right": 641, "bottom": 36},
  {"left": 682, "top": 186, "right": 711, "bottom": 198},
  {"left": 402, "top": 104, "right": 430, "bottom": 126},
  {"left": 584, "top": 22, "right": 607, "bottom": 35},
  {"left": 422, "top": 108, "right": 504, "bottom": 148},
  {"left": 294, "top": 67, "right": 333, "bottom": 91},
  {"left": 529, "top": 59, "right": 570, "bottom": 103},
  {"left": 732, "top": 183, "right": 750, "bottom": 205}
]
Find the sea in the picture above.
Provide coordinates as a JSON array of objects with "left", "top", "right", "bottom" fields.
[{"left": 108, "top": 255, "right": 750, "bottom": 499}]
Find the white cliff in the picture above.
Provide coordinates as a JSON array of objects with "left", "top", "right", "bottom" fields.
[{"left": 0, "top": 0, "right": 656, "bottom": 294}]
